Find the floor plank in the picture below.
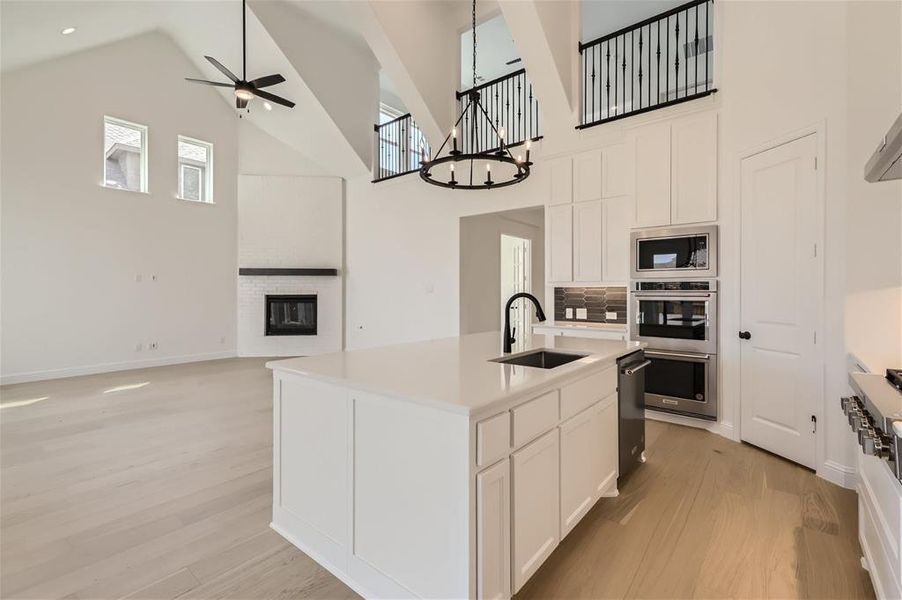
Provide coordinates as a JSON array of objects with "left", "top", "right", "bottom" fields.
[{"left": 1, "top": 358, "right": 873, "bottom": 599}]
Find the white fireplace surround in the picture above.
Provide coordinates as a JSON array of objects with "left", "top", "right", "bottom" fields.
[{"left": 237, "top": 175, "right": 343, "bottom": 357}]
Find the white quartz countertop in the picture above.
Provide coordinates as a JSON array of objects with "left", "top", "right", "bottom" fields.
[
  {"left": 534, "top": 321, "right": 627, "bottom": 331},
  {"left": 267, "top": 331, "right": 644, "bottom": 417}
]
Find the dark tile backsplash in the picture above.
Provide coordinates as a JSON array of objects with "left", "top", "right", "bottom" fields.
[{"left": 554, "top": 286, "right": 627, "bottom": 324}]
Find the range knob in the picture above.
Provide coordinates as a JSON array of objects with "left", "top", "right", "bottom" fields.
[
  {"left": 849, "top": 410, "right": 865, "bottom": 432},
  {"left": 861, "top": 431, "right": 878, "bottom": 455}
]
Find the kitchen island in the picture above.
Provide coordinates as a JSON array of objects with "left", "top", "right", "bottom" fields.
[{"left": 267, "top": 331, "right": 644, "bottom": 599}]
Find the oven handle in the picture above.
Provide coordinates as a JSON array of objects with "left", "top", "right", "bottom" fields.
[
  {"left": 632, "top": 293, "right": 713, "bottom": 299},
  {"left": 645, "top": 351, "right": 712, "bottom": 361},
  {"left": 621, "top": 360, "right": 652, "bottom": 376}
]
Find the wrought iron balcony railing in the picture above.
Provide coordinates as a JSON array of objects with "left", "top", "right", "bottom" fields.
[
  {"left": 373, "top": 113, "right": 430, "bottom": 183},
  {"left": 455, "top": 68, "right": 542, "bottom": 155},
  {"left": 578, "top": 0, "right": 716, "bottom": 129}
]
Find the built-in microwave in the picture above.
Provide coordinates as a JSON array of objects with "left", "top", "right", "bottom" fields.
[{"left": 630, "top": 225, "right": 718, "bottom": 279}]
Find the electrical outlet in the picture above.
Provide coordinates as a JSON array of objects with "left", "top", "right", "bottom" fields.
[
  {"left": 135, "top": 274, "right": 142, "bottom": 283},
  {"left": 565, "top": 307, "right": 574, "bottom": 319},
  {"left": 576, "top": 308, "right": 588, "bottom": 320},
  {"left": 135, "top": 342, "right": 143, "bottom": 352},
  {"left": 219, "top": 336, "right": 226, "bottom": 344},
  {"left": 606, "top": 311, "right": 618, "bottom": 320}
]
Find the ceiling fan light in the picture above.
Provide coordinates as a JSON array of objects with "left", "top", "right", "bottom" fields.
[{"left": 235, "top": 88, "right": 254, "bottom": 101}]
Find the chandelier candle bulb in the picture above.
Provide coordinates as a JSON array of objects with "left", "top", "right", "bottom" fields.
[{"left": 452, "top": 128, "right": 458, "bottom": 153}]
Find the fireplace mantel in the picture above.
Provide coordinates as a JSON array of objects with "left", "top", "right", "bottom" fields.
[{"left": 238, "top": 268, "right": 339, "bottom": 277}]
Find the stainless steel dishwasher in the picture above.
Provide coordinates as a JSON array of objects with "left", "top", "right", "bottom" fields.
[{"left": 617, "top": 350, "right": 649, "bottom": 479}]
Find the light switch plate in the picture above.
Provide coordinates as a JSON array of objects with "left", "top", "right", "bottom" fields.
[
  {"left": 606, "top": 311, "right": 618, "bottom": 320},
  {"left": 565, "top": 307, "right": 573, "bottom": 319},
  {"left": 576, "top": 308, "right": 588, "bottom": 320}
]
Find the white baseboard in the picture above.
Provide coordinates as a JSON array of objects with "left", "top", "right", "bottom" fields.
[
  {"left": 0, "top": 350, "right": 238, "bottom": 385},
  {"left": 820, "top": 459, "right": 858, "bottom": 490}
]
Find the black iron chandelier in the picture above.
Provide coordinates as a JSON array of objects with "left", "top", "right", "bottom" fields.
[{"left": 419, "top": 0, "right": 532, "bottom": 190}]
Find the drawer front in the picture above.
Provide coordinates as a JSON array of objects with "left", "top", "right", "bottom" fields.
[
  {"left": 512, "top": 390, "right": 559, "bottom": 448},
  {"left": 560, "top": 365, "right": 616, "bottom": 420},
  {"left": 477, "top": 412, "right": 511, "bottom": 467}
]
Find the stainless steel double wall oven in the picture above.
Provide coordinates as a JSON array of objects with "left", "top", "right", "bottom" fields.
[{"left": 630, "top": 225, "right": 719, "bottom": 421}]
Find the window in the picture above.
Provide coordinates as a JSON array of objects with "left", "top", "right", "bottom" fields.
[
  {"left": 177, "top": 136, "right": 213, "bottom": 203},
  {"left": 103, "top": 116, "right": 147, "bottom": 193}
]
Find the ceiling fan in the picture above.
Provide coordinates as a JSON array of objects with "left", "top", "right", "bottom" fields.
[{"left": 185, "top": 0, "right": 295, "bottom": 110}]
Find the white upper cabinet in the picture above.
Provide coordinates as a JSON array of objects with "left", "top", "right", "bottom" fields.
[
  {"left": 549, "top": 157, "right": 573, "bottom": 205},
  {"left": 602, "top": 143, "right": 634, "bottom": 198},
  {"left": 548, "top": 204, "right": 573, "bottom": 283},
  {"left": 671, "top": 112, "right": 718, "bottom": 224},
  {"left": 573, "top": 200, "right": 603, "bottom": 282},
  {"left": 602, "top": 196, "right": 632, "bottom": 283},
  {"left": 574, "top": 150, "right": 603, "bottom": 203},
  {"left": 632, "top": 111, "right": 717, "bottom": 228},
  {"left": 633, "top": 122, "right": 672, "bottom": 227}
]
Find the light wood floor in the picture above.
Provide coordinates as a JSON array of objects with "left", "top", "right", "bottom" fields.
[{"left": 1, "top": 358, "right": 873, "bottom": 599}]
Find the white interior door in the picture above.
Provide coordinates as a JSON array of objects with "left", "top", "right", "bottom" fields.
[
  {"left": 501, "top": 234, "right": 532, "bottom": 340},
  {"left": 739, "top": 133, "right": 820, "bottom": 469}
]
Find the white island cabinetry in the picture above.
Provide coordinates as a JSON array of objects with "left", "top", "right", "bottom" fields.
[{"left": 269, "top": 332, "right": 641, "bottom": 599}]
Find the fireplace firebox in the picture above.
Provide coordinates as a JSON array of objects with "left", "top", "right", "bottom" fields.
[{"left": 265, "top": 295, "right": 317, "bottom": 336}]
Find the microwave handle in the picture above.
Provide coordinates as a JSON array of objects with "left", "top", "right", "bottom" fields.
[{"left": 645, "top": 351, "right": 711, "bottom": 361}]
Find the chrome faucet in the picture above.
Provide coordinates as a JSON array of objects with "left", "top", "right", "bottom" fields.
[{"left": 503, "top": 293, "right": 547, "bottom": 353}]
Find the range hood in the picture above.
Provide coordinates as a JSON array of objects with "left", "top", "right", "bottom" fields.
[{"left": 865, "top": 112, "right": 902, "bottom": 182}]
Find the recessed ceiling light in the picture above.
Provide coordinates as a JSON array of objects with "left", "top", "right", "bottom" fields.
[
  {"left": 263, "top": 101, "right": 273, "bottom": 111},
  {"left": 60, "top": 27, "right": 76, "bottom": 35}
]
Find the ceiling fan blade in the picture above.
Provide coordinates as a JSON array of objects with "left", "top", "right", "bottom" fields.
[
  {"left": 253, "top": 88, "right": 295, "bottom": 108},
  {"left": 236, "top": 97, "right": 249, "bottom": 109},
  {"left": 185, "top": 77, "right": 233, "bottom": 88},
  {"left": 248, "top": 74, "right": 285, "bottom": 89},
  {"left": 205, "top": 56, "right": 239, "bottom": 82}
]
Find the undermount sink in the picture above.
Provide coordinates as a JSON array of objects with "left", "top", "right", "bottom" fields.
[{"left": 491, "top": 349, "right": 588, "bottom": 369}]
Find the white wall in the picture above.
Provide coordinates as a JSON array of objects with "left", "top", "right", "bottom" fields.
[
  {"left": 843, "top": 0, "right": 902, "bottom": 374},
  {"left": 459, "top": 208, "right": 545, "bottom": 335},
  {"left": 0, "top": 31, "right": 238, "bottom": 384}
]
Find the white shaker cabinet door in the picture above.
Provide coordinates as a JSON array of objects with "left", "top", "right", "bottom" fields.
[
  {"left": 671, "top": 112, "right": 717, "bottom": 224},
  {"left": 593, "top": 393, "right": 619, "bottom": 497},
  {"left": 548, "top": 204, "right": 573, "bottom": 283},
  {"left": 476, "top": 459, "right": 511, "bottom": 600},
  {"left": 574, "top": 149, "right": 603, "bottom": 203},
  {"left": 512, "top": 428, "right": 560, "bottom": 593},
  {"left": 560, "top": 406, "right": 598, "bottom": 539},
  {"left": 602, "top": 195, "right": 632, "bottom": 283},
  {"left": 573, "top": 200, "right": 603, "bottom": 282},
  {"left": 633, "top": 123, "right": 672, "bottom": 227}
]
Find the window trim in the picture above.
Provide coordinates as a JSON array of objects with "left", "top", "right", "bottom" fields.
[
  {"left": 177, "top": 135, "right": 214, "bottom": 204},
  {"left": 102, "top": 116, "right": 149, "bottom": 194}
]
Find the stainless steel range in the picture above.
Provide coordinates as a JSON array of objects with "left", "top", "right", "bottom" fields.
[
  {"left": 630, "top": 280, "right": 718, "bottom": 420},
  {"left": 845, "top": 371, "right": 902, "bottom": 482}
]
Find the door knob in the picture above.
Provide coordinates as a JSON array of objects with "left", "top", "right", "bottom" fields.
[{"left": 738, "top": 331, "right": 752, "bottom": 340}]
